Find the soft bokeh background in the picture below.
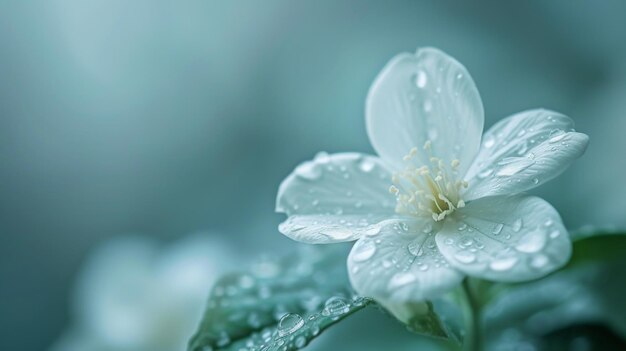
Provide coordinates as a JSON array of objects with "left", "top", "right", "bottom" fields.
[{"left": 1, "top": 1, "right": 626, "bottom": 350}]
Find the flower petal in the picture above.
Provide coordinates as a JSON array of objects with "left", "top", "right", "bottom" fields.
[
  {"left": 276, "top": 152, "right": 395, "bottom": 243},
  {"left": 366, "top": 47, "right": 484, "bottom": 173},
  {"left": 278, "top": 214, "right": 394, "bottom": 244},
  {"left": 435, "top": 195, "right": 571, "bottom": 282},
  {"left": 348, "top": 218, "right": 464, "bottom": 303},
  {"left": 463, "top": 109, "right": 589, "bottom": 201}
]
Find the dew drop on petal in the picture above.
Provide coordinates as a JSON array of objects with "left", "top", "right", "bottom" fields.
[
  {"left": 489, "top": 256, "right": 518, "bottom": 271},
  {"left": 484, "top": 136, "right": 496, "bottom": 149},
  {"left": 477, "top": 168, "right": 494, "bottom": 179},
  {"left": 512, "top": 218, "right": 523, "bottom": 232},
  {"left": 314, "top": 151, "right": 330, "bottom": 164},
  {"left": 423, "top": 223, "right": 433, "bottom": 233},
  {"left": 295, "top": 162, "right": 322, "bottom": 180},
  {"left": 321, "top": 228, "right": 353, "bottom": 240},
  {"left": 358, "top": 158, "right": 375, "bottom": 173},
  {"left": 549, "top": 230, "right": 561, "bottom": 239},
  {"left": 407, "top": 241, "right": 423, "bottom": 256},
  {"left": 364, "top": 226, "right": 381, "bottom": 236},
  {"left": 415, "top": 70, "right": 428, "bottom": 88},
  {"left": 530, "top": 254, "right": 549, "bottom": 269},
  {"left": 548, "top": 129, "right": 566, "bottom": 143},
  {"left": 351, "top": 241, "right": 377, "bottom": 262},
  {"left": 454, "top": 250, "right": 476, "bottom": 264},
  {"left": 496, "top": 157, "right": 534, "bottom": 176},
  {"left": 515, "top": 230, "right": 546, "bottom": 253},
  {"left": 492, "top": 223, "right": 504, "bottom": 235},
  {"left": 388, "top": 272, "right": 417, "bottom": 289}
]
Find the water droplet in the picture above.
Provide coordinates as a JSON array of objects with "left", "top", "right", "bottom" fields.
[
  {"left": 444, "top": 238, "right": 454, "bottom": 246},
  {"left": 359, "top": 159, "right": 375, "bottom": 173},
  {"left": 311, "top": 325, "right": 320, "bottom": 336},
  {"left": 354, "top": 201, "right": 363, "bottom": 209},
  {"left": 419, "top": 264, "right": 429, "bottom": 271},
  {"left": 423, "top": 99, "right": 433, "bottom": 112},
  {"left": 478, "top": 168, "right": 494, "bottom": 179},
  {"left": 415, "top": 70, "right": 428, "bottom": 88},
  {"left": 549, "top": 129, "right": 566, "bottom": 143},
  {"left": 454, "top": 250, "right": 476, "bottom": 263},
  {"left": 388, "top": 272, "right": 416, "bottom": 289},
  {"left": 277, "top": 313, "right": 304, "bottom": 337},
  {"left": 456, "top": 73, "right": 464, "bottom": 80},
  {"left": 321, "top": 227, "right": 353, "bottom": 240},
  {"left": 530, "top": 254, "right": 549, "bottom": 269},
  {"left": 512, "top": 218, "right": 523, "bottom": 232},
  {"left": 492, "top": 223, "right": 504, "bottom": 235},
  {"left": 549, "top": 230, "right": 561, "bottom": 239},
  {"left": 458, "top": 223, "right": 468, "bottom": 231},
  {"left": 544, "top": 219, "right": 553, "bottom": 227},
  {"left": 532, "top": 178, "right": 539, "bottom": 185},
  {"left": 295, "top": 162, "right": 321, "bottom": 180},
  {"left": 352, "top": 240, "right": 376, "bottom": 262},
  {"left": 322, "top": 296, "right": 350, "bottom": 316},
  {"left": 314, "top": 151, "right": 330, "bottom": 164},
  {"left": 423, "top": 223, "right": 433, "bottom": 233},
  {"left": 407, "top": 240, "right": 423, "bottom": 256},
  {"left": 490, "top": 256, "right": 518, "bottom": 271},
  {"left": 400, "top": 222, "right": 409, "bottom": 231},
  {"left": 459, "top": 235, "right": 473, "bottom": 247},
  {"left": 515, "top": 230, "right": 546, "bottom": 253},
  {"left": 295, "top": 336, "right": 307, "bottom": 348},
  {"left": 364, "top": 226, "right": 381, "bottom": 236},
  {"left": 484, "top": 136, "right": 496, "bottom": 149},
  {"left": 496, "top": 157, "right": 534, "bottom": 176}
]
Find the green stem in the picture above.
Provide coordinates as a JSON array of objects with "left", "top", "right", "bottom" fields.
[{"left": 461, "top": 279, "right": 482, "bottom": 351}]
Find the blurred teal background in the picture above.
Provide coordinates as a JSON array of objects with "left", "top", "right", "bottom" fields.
[{"left": 1, "top": 1, "right": 626, "bottom": 350}]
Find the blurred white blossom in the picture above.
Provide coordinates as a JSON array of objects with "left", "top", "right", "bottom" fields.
[{"left": 50, "top": 233, "right": 236, "bottom": 351}]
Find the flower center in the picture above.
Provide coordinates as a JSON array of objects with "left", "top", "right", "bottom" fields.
[{"left": 389, "top": 141, "right": 468, "bottom": 221}]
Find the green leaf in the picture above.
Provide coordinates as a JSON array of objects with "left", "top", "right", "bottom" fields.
[
  {"left": 187, "top": 244, "right": 372, "bottom": 351},
  {"left": 568, "top": 229, "right": 626, "bottom": 267},
  {"left": 482, "top": 232, "right": 626, "bottom": 349},
  {"left": 383, "top": 299, "right": 462, "bottom": 343}
]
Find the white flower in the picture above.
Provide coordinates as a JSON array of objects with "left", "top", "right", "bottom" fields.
[
  {"left": 276, "top": 48, "right": 589, "bottom": 306},
  {"left": 50, "top": 234, "right": 237, "bottom": 351}
]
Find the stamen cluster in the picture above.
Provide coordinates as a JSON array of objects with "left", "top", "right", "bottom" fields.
[{"left": 389, "top": 141, "right": 467, "bottom": 221}]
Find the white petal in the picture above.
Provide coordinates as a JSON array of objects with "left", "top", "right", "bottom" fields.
[
  {"left": 276, "top": 152, "right": 395, "bottom": 243},
  {"left": 348, "top": 218, "right": 464, "bottom": 303},
  {"left": 435, "top": 195, "right": 572, "bottom": 282},
  {"left": 366, "top": 47, "right": 484, "bottom": 173},
  {"left": 463, "top": 109, "right": 589, "bottom": 200},
  {"left": 278, "top": 214, "right": 393, "bottom": 244}
]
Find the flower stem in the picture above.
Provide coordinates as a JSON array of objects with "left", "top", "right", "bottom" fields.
[{"left": 461, "top": 279, "right": 482, "bottom": 351}]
